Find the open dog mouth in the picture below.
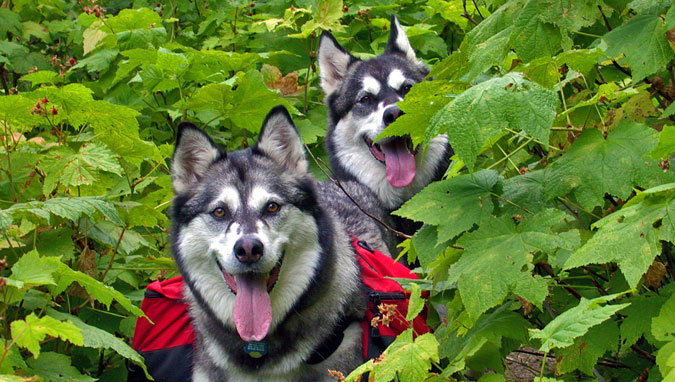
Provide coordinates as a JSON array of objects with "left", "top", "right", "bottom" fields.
[
  {"left": 216, "top": 253, "right": 284, "bottom": 342},
  {"left": 364, "top": 136, "right": 418, "bottom": 188}
]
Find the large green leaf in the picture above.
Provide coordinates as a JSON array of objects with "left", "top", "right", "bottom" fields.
[
  {"left": 10, "top": 250, "right": 58, "bottom": 287},
  {"left": 545, "top": 121, "right": 670, "bottom": 210},
  {"left": 509, "top": 0, "right": 562, "bottom": 62},
  {"left": 48, "top": 310, "right": 150, "bottom": 378},
  {"left": 427, "top": 73, "right": 557, "bottom": 170},
  {"left": 450, "top": 209, "right": 579, "bottom": 319},
  {"left": 394, "top": 169, "right": 502, "bottom": 243},
  {"left": 370, "top": 329, "right": 439, "bottom": 382},
  {"left": 25, "top": 352, "right": 95, "bottom": 382},
  {"left": 529, "top": 292, "right": 630, "bottom": 352},
  {"left": 603, "top": 12, "right": 675, "bottom": 81},
  {"left": 10, "top": 313, "right": 83, "bottom": 358},
  {"left": 564, "top": 184, "right": 675, "bottom": 288}
]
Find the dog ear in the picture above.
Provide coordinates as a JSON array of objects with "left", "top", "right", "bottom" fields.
[
  {"left": 256, "top": 105, "right": 309, "bottom": 176},
  {"left": 172, "top": 122, "right": 222, "bottom": 193},
  {"left": 385, "top": 15, "right": 419, "bottom": 64},
  {"left": 318, "top": 31, "right": 357, "bottom": 95}
]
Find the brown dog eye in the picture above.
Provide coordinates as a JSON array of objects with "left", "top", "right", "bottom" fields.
[
  {"left": 212, "top": 207, "right": 226, "bottom": 218},
  {"left": 266, "top": 202, "right": 280, "bottom": 214},
  {"left": 359, "top": 95, "right": 371, "bottom": 104}
]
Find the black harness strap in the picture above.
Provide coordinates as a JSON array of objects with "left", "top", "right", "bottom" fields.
[{"left": 306, "top": 316, "right": 355, "bottom": 365}]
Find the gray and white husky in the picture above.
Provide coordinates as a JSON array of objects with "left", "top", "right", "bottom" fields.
[
  {"left": 170, "top": 106, "right": 391, "bottom": 381},
  {"left": 318, "top": 15, "right": 451, "bottom": 212}
]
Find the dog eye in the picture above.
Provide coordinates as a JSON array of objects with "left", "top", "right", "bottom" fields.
[
  {"left": 212, "top": 207, "right": 227, "bottom": 218},
  {"left": 359, "top": 95, "right": 372, "bottom": 104},
  {"left": 265, "top": 202, "right": 280, "bottom": 214},
  {"left": 402, "top": 84, "right": 412, "bottom": 93}
]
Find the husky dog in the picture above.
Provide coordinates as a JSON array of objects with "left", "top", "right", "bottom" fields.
[
  {"left": 170, "top": 106, "right": 392, "bottom": 381},
  {"left": 318, "top": 15, "right": 451, "bottom": 212}
]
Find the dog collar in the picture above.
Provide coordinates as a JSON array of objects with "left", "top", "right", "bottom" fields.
[{"left": 243, "top": 340, "right": 268, "bottom": 358}]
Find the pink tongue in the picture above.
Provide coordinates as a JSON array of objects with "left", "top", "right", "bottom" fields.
[
  {"left": 233, "top": 274, "right": 272, "bottom": 342},
  {"left": 382, "top": 139, "right": 416, "bottom": 188}
]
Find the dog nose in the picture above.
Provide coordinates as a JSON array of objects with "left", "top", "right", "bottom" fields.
[
  {"left": 383, "top": 106, "right": 403, "bottom": 126},
  {"left": 233, "top": 235, "right": 264, "bottom": 264}
]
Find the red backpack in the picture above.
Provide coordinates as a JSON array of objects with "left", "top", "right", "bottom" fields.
[{"left": 128, "top": 237, "right": 429, "bottom": 381}]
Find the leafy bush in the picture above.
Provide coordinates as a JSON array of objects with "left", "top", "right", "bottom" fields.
[{"left": 0, "top": 0, "right": 673, "bottom": 381}]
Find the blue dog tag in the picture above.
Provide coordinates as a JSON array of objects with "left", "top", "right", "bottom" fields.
[{"left": 243, "top": 340, "right": 268, "bottom": 358}]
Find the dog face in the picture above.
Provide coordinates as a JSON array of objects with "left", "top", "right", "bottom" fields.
[
  {"left": 171, "top": 106, "right": 322, "bottom": 343},
  {"left": 318, "top": 16, "right": 450, "bottom": 209}
]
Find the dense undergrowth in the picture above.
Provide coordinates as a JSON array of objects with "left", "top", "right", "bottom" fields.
[{"left": 0, "top": 0, "right": 673, "bottom": 381}]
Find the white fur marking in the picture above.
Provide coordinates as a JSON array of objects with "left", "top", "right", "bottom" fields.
[
  {"left": 362, "top": 76, "right": 381, "bottom": 95},
  {"left": 387, "top": 69, "right": 406, "bottom": 90},
  {"left": 209, "top": 186, "right": 240, "bottom": 213}
]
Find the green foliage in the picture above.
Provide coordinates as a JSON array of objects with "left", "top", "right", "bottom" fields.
[{"left": 0, "top": 0, "right": 674, "bottom": 380}]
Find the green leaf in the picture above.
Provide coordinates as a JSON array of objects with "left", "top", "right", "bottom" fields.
[
  {"left": 40, "top": 143, "right": 123, "bottom": 193},
  {"left": 406, "top": 283, "right": 425, "bottom": 321},
  {"left": 450, "top": 209, "right": 579, "bottom": 319},
  {"left": 48, "top": 310, "right": 150, "bottom": 378},
  {"left": 25, "top": 352, "right": 95, "bottom": 382},
  {"left": 371, "top": 329, "right": 439, "bottom": 382},
  {"left": 427, "top": 73, "right": 557, "bottom": 171},
  {"left": 379, "top": 80, "right": 467, "bottom": 147},
  {"left": 564, "top": 184, "right": 675, "bottom": 288},
  {"left": 394, "top": 170, "right": 502, "bottom": 243},
  {"left": 102, "top": 8, "right": 161, "bottom": 33},
  {"left": 0, "top": 8, "right": 23, "bottom": 36},
  {"left": 10, "top": 313, "right": 83, "bottom": 358},
  {"left": 603, "top": 12, "right": 675, "bottom": 81},
  {"left": 10, "top": 250, "right": 58, "bottom": 287},
  {"left": 556, "top": 320, "right": 620, "bottom": 375},
  {"left": 0, "top": 94, "right": 43, "bottom": 134},
  {"left": 228, "top": 71, "right": 290, "bottom": 133},
  {"left": 650, "top": 125, "right": 675, "bottom": 159},
  {"left": 509, "top": 0, "right": 562, "bottom": 62},
  {"left": 529, "top": 292, "right": 630, "bottom": 352},
  {"left": 620, "top": 292, "right": 668, "bottom": 350},
  {"left": 0, "top": 196, "right": 124, "bottom": 232},
  {"left": 656, "top": 340, "right": 675, "bottom": 382},
  {"left": 52, "top": 262, "right": 145, "bottom": 317},
  {"left": 545, "top": 121, "right": 669, "bottom": 210},
  {"left": 652, "top": 293, "right": 675, "bottom": 342},
  {"left": 21, "top": 71, "right": 60, "bottom": 86}
]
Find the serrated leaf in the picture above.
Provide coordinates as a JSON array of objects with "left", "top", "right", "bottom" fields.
[
  {"left": 564, "top": 184, "right": 674, "bottom": 288},
  {"left": 450, "top": 209, "right": 579, "bottom": 319},
  {"left": 0, "top": 196, "right": 124, "bottom": 230},
  {"left": 21, "top": 71, "right": 60, "bottom": 86},
  {"left": 427, "top": 73, "right": 557, "bottom": 171},
  {"left": 650, "top": 125, "right": 675, "bottom": 159},
  {"left": 10, "top": 250, "right": 58, "bottom": 287},
  {"left": 529, "top": 292, "right": 630, "bottom": 352},
  {"left": 0, "top": 94, "right": 43, "bottom": 133},
  {"left": 545, "top": 121, "right": 670, "bottom": 210},
  {"left": 0, "top": 8, "right": 23, "bottom": 36},
  {"left": 371, "top": 329, "right": 439, "bottom": 382},
  {"left": 394, "top": 170, "right": 502, "bottom": 243},
  {"left": 656, "top": 340, "right": 675, "bottom": 381},
  {"left": 48, "top": 310, "right": 150, "bottom": 378},
  {"left": 26, "top": 352, "right": 95, "bottom": 382},
  {"left": 52, "top": 262, "right": 145, "bottom": 317},
  {"left": 557, "top": 320, "right": 620, "bottom": 375},
  {"left": 509, "top": 0, "right": 562, "bottom": 62},
  {"left": 228, "top": 70, "right": 290, "bottom": 133},
  {"left": 10, "top": 313, "right": 83, "bottom": 358},
  {"left": 405, "top": 283, "right": 425, "bottom": 321},
  {"left": 603, "top": 12, "right": 675, "bottom": 81},
  {"left": 620, "top": 292, "right": 667, "bottom": 350},
  {"left": 102, "top": 8, "right": 161, "bottom": 33},
  {"left": 652, "top": 293, "right": 675, "bottom": 342},
  {"left": 379, "top": 81, "right": 465, "bottom": 147}
]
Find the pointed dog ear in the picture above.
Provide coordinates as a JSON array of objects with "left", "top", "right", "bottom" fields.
[
  {"left": 172, "top": 122, "right": 222, "bottom": 193},
  {"left": 317, "top": 31, "right": 357, "bottom": 95},
  {"left": 385, "top": 15, "right": 420, "bottom": 64},
  {"left": 255, "top": 106, "right": 309, "bottom": 176}
]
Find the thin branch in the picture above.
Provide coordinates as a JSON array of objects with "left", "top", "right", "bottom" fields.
[
  {"left": 471, "top": 0, "right": 484, "bottom": 19},
  {"left": 461, "top": 0, "right": 479, "bottom": 26}
]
